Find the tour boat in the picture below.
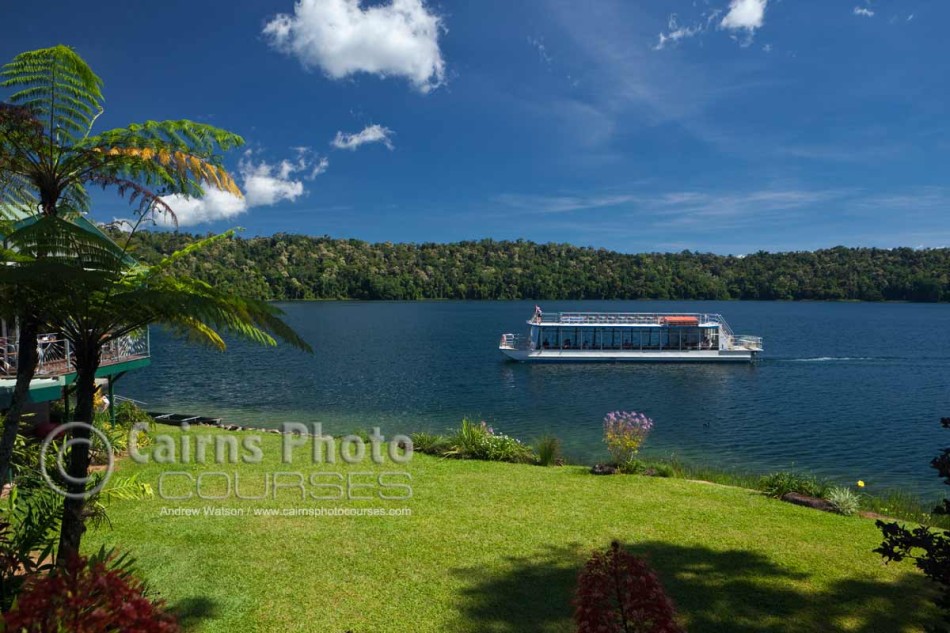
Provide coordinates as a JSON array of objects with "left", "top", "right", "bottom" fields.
[{"left": 499, "top": 308, "right": 762, "bottom": 363}]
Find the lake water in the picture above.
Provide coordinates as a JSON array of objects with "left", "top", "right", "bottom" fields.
[{"left": 120, "top": 301, "right": 950, "bottom": 498}]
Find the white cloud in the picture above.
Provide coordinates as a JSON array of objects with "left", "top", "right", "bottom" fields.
[
  {"left": 495, "top": 193, "right": 637, "bottom": 214},
  {"left": 158, "top": 187, "right": 248, "bottom": 226},
  {"left": 853, "top": 6, "right": 875, "bottom": 17},
  {"left": 263, "top": 0, "right": 445, "bottom": 93},
  {"left": 654, "top": 14, "right": 706, "bottom": 50},
  {"left": 159, "top": 150, "right": 327, "bottom": 226},
  {"left": 242, "top": 160, "right": 305, "bottom": 207},
  {"left": 331, "top": 124, "right": 395, "bottom": 151},
  {"left": 528, "top": 36, "right": 553, "bottom": 66},
  {"left": 720, "top": 0, "right": 768, "bottom": 31},
  {"left": 311, "top": 156, "right": 330, "bottom": 176}
]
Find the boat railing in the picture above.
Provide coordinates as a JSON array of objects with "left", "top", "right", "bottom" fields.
[
  {"left": 726, "top": 335, "right": 763, "bottom": 352},
  {"left": 499, "top": 333, "right": 530, "bottom": 351},
  {"left": 537, "top": 312, "right": 735, "bottom": 331},
  {"left": 0, "top": 328, "right": 150, "bottom": 377}
]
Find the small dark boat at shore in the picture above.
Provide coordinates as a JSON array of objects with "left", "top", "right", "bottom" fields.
[{"left": 148, "top": 412, "right": 222, "bottom": 427}]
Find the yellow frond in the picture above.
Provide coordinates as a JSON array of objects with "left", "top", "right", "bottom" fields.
[{"left": 89, "top": 147, "right": 243, "bottom": 199}]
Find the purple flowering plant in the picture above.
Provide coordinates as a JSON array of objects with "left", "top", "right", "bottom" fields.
[{"left": 603, "top": 411, "right": 654, "bottom": 465}]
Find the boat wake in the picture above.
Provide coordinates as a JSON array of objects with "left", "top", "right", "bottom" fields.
[{"left": 784, "top": 356, "right": 875, "bottom": 363}]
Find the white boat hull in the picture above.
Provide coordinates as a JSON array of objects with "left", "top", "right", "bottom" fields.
[{"left": 500, "top": 348, "right": 756, "bottom": 363}]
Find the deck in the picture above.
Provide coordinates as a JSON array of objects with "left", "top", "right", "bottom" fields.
[
  {"left": 0, "top": 330, "right": 150, "bottom": 379},
  {"left": 535, "top": 312, "right": 729, "bottom": 327}
]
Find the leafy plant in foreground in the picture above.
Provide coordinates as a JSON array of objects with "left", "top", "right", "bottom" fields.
[
  {"left": 3, "top": 552, "right": 179, "bottom": 632},
  {"left": 877, "top": 417, "right": 950, "bottom": 633},
  {"left": 573, "top": 541, "right": 683, "bottom": 633},
  {"left": 0, "top": 480, "right": 61, "bottom": 611},
  {"left": 826, "top": 486, "right": 862, "bottom": 516},
  {"left": 444, "top": 419, "right": 535, "bottom": 464},
  {"left": 410, "top": 432, "right": 450, "bottom": 455},
  {"left": 603, "top": 411, "right": 653, "bottom": 466}
]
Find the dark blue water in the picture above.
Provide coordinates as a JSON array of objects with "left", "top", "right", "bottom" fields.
[{"left": 120, "top": 301, "right": 950, "bottom": 497}]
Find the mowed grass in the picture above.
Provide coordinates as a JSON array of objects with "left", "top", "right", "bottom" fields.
[{"left": 85, "top": 427, "right": 936, "bottom": 632}]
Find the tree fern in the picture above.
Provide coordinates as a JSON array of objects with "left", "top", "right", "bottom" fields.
[{"left": 0, "top": 45, "right": 245, "bottom": 222}]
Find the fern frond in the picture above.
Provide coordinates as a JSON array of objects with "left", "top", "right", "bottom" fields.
[
  {"left": 0, "top": 45, "right": 103, "bottom": 144},
  {"left": 81, "top": 120, "right": 244, "bottom": 157},
  {"left": 102, "top": 147, "right": 242, "bottom": 197}
]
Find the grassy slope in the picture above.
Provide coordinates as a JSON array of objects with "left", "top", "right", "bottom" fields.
[{"left": 85, "top": 428, "right": 935, "bottom": 633}]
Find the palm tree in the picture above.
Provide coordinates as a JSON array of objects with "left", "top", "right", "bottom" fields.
[{"left": 0, "top": 44, "right": 243, "bottom": 484}]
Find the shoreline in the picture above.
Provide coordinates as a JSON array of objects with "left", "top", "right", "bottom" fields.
[{"left": 144, "top": 417, "right": 946, "bottom": 528}]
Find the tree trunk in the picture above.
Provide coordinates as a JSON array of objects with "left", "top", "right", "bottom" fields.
[
  {"left": 56, "top": 338, "right": 100, "bottom": 564},
  {"left": 0, "top": 317, "right": 40, "bottom": 484}
]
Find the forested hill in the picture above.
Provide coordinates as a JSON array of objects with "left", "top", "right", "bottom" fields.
[{"left": 115, "top": 230, "right": 950, "bottom": 302}]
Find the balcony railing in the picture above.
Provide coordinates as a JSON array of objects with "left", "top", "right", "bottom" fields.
[{"left": 0, "top": 329, "right": 149, "bottom": 377}]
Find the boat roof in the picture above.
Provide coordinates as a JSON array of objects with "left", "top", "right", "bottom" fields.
[{"left": 530, "top": 312, "right": 725, "bottom": 327}]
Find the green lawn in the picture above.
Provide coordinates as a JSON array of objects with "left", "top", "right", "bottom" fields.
[{"left": 85, "top": 427, "right": 935, "bottom": 632}]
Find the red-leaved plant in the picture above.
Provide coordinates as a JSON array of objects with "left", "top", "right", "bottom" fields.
[
  {"left": 3, "top": 553, "right": 179, "bottom": 633},
  {"left": 574, "top": 541, "right": 683, "bottom": 633}
]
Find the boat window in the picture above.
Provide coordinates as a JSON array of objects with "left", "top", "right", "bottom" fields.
[
  {"left": 540, "top": 327, "right": 559, "bottom": 350},
  {"left": 560, "top": 327, "right": 578, "bottom": 349}
]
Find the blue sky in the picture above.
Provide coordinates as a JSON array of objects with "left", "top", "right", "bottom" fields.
[{"left": 2, "top": 0, "right": 947, "bottom": 253}]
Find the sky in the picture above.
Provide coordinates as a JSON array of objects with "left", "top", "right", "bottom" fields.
[{"left": 1, "top": 0, "right": 948, "bottom": 254}]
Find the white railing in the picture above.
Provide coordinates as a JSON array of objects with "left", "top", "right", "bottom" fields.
[
  {"left": 499, "top": 333, "right": 529, "bottom": 350},
  {"left": 726, "top": 335, "right": 763, "bottom": 351},
  {"left": 537, "top": 312, "right": 733, "bottom": 327},
  {"left": 0, "top": 329, "right": 149, "bottom": 377}
]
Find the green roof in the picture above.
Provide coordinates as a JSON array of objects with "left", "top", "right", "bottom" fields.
[{"left": 1, "top": 207, "right": 137, "bottom": 266}]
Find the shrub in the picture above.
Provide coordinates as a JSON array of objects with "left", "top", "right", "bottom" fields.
[
  {"left": 410, "top": 432, "right": 450, "bottom": 455},
  {"left": 3, "top": 552, "right": 179, "bottom": 632},
  {"left": 618, "top": 459, "right": 644, "bottom": 475},
  {"left": 0, "top": 481, "right": 62, "bottom": 611},
  {"left": 827, "top": 486, "right": 862, "bottom": 516},
  {"left": 648, "top": 463, "right": 676, "bottom": 478},
  {"left": 603, "top": 411, "right": 653, "bottom": 466},
  {"left": 618, "top": 460, "right": 677, "bottom": 478},
  {"left": 113, "top": 401, "right": 155, "bottom": 430},
  {"left": 91, "top": 402, "right": 155, "bottom": 461},
  {"left": 536, "top": 435, "right": 561, "bottom": 466},
  {"left": 877, "top": 417, "right": 950, "bottom": 632},
  {"left": 574, "top": 541, "right": 683, "bottom": 633},
  {"left": 759, "top": 472, "right": 827, "bottom": 499},
  {"left": 444, "top": 419, "right": 535, "bottom": 464}
]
